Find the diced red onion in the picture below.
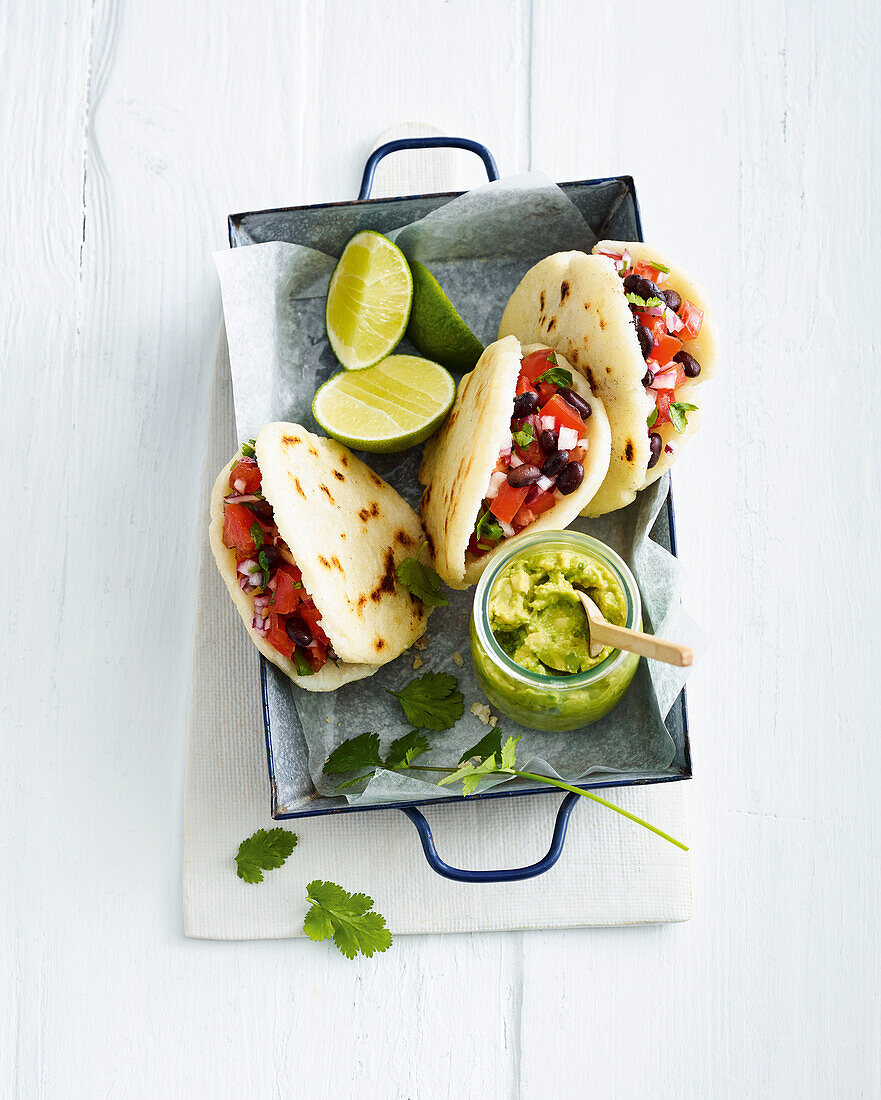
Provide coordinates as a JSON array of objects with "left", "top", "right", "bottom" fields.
[
  {"left": 540, "top": 415, "right": 556, "bottom": 431},
  {"left": 237, "top": 559, "right": 257, "bottom": 576},
  {"left": 509, "top": 452, "right": 524, "bottom": 468},
  {"left": 665, "top": 307, "right": 684, "bottom": 333},
  {"left": 499, "top": 442, "right": 512, "bottom": 457},
  {"left": 665, "top": 444, "right": 674, "bottom": 454},
  {"left": 558, "top": 425, "right": 579, "bottom": 450},
  {"left": 485, "top": 471, "right": 507, "bottom": 500},
  {"left": 650, "top": 369, "right": 677, "bottom": 391},
  {"left": 537, "top": 475, "right": 555, "bottom": 492},
  {"left": 499, "top": 519, "right": 515, "bottom": 538},
  {"left": 251, "top": 616, "right": 269, "bottom": 635},
  {"left": 578, "top": 437, "right": 589, "bottom": 451},
  {"left": 225, "top": 493, "right": 262, "bottom": 504},
  {"left": 642, "top": 305, "right": 664, "bottom": 317},
  {"left": 233, "top": 479, "right": 246, "bottom": 493}
]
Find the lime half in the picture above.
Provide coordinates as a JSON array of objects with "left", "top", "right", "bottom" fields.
[
  {"left": 325, "top": 230, "right": 413, "bottom": 370},
  {"left": 313, "top": 355, "right": 455, "bottom": 453},
  {"left": 406, "top": 260, "right": 484, "bottom": 372}
]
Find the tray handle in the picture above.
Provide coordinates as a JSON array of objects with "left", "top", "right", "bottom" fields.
[
  {"left": 400, "top": 792, "right": 580, "bottom": 883},
  {"left": 358, "top": 137, "right": 500, "bottom": 200}
]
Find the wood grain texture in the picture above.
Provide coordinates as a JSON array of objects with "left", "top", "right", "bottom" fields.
[{"left": 3, "top": 0, "right": 880, "bottom": 1097}]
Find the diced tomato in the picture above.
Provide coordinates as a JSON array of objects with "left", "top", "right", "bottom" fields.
[
  {"left": 303, "top": 642, "right": 328, "bottom": 672},
  {"left": 539, "top": 393, "right": 585, "bottom": 435},
  {"left": 678, "top": 300, "right": 703, "bottom": 339},
  {"left": 229, "top": 457, "right": 262, "bottom": 493},
  {"left": 489, "top": 481, "right": 530, "bottom": 525},
  {"left": 515, "top": 373, "right": 535, "bottom": 396},
  {"left": 536, "top": 381, "right": 558, "bottom": 407},
  {"left": 223, "top": 502, "right": 259, "bottom": 555},
  {"left": 271, "top": 566, "right": 303, "bottom": 615},
  {"left": 636, "top": 310, "right": 666, "bottom": 343},
  {"left": 633, "top": 260, "right": 664, "bottom": 283},
  {"left": 518, "top": 348, "right": 555, "bottom": 385},
  {"left": 299, "top": 604, "right": 329, "bottom": 646},
  {"left": 654, "top": 389, "right": 675, "bottom": 425},
  {"left": 650, "top": 333, "right": 682, "bottom": 368},
  {"left": 265, "top": 614, "right": 295, "bottom": 660},
  {"left": 568, "top": 445, "right": 586, "bottom": 464},
  {"left": 515, "top": 440, "right": 545, "bottom": 468}
]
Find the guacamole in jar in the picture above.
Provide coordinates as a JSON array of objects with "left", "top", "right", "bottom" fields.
[{"left": 488, "top": 549, "right": 628, "bottom": 675}]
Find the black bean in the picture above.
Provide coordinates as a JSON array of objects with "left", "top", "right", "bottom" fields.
[
  {"left": 249, "top": 500, "right": 275, "bottom": 523},
  {"left": 556, "top": 462, "right": 584, "bottom": 495},
  {"left": 642, "top": 368, "right": 655, "bottom": 388},
  {"left": 559, "top": 388, "right": 592, "bottom": 419},
  {"left": 539, "top": 427, "right": 559, "bottom": 453},
  {"left": 542, "top": 449, "right": 570, "bottom": 478},
  {"left": 636, "top": 324, "right": 654, "bottom": 359},
  {"left": 663, "top": 288, "right": 682, "bottom": 312},
  {"left": 513, "top": 390, "right": 539, "bottom": 417},
  {"left": 260, "top": 544, "right": 282, "bottom": 568},
  {"left": 634, "top": 276, "right": 663, "bottom": 302},
  {"left": 507, "top": 464, "right": 541, "bottom": 487},
  {"left": 623, "top": 273, "right": 641, "bottom": 294},
  {"left": 674, "top": 350, "right": 701, "bottom": 377},
  {"left": 285, "top": 619, "right": 313, "bottom": 647},
  {"left": 648, "top": 432, "right": 663, "bottom": 469}
]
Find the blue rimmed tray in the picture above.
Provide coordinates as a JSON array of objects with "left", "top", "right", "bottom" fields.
[{"left": 228, "top": 137, "right": 691, "bottom": 882}]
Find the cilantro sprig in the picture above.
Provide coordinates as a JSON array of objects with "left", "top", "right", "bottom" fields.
[
  {"left": 303, "top": 880, "right": 392, "bottom": 959},
  {"left": 534, "top": 365, "right": 573, "bottom": 389},
  {"left": 647, "top": 408, "right": 659, "bottom": 428},
  {"left": 396, "top": 541, "right": 448, "bottom": 608},
  {"left": 386, "top": 672, "right": 464, "bottom": 731},
  {"left": 669, "top": 402, "right": 698, "bottom": 434},
  {"left": 241, "top": 438, "right": 257, "bottom": 458},
  {"left": 235, "top": 827, "right": 298, "bottom": 883},
  {"left": 324, "top": 723, "right": 688, "bottom": 851}
]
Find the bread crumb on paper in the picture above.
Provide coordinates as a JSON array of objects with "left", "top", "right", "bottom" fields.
[
  {"left": 414, "top": 636, "right": 428, "bottom": 651},
  {"left": 470, "top": 702, "right": 498, "bottom": 727},
  {"left": 451, "top": 651, "right": 464, "bottom": 667},
  {"left": 412, "top": 656, "right": 423, "bottom": 669}
]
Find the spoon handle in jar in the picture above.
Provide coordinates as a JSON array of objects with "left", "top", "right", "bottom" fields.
[{"left": 589, "top": 617, "right": 693, "bottom": 667}]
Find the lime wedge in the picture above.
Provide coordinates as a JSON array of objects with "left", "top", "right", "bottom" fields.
[
  {"left": 312, "top": 355, "right": 455, "bottom": 453},
  {"left": 325, "top": 230, "right": 413, "bottom": 370},
  {"left": 406, "top": 260, "right": 484, "bottom": 372}
]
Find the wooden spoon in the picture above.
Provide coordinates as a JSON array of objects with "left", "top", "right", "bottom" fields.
[{"left": 576, "top": 590, "right": 693, "bottom": 668}]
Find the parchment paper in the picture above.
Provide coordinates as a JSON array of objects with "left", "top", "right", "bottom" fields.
[{"left": 214, "top": 174, "right": 701, "bottom": 806}]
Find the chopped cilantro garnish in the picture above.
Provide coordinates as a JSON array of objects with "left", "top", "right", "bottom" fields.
[
  {"left": 474, "top": 507, "right": 503, "bottom": 545},
  {"left": 669, "top": 402, "right": 698, "bottom": 434},
  {"left": 650, "top": 260, "right": 671, "bottom": 274},
  {"left": 294, "top": 651, "right": 315, "bottom": 676},
  {"left": 241, "top": 439, "right": 256, "bottom": 458},
  {"left": 534, "top": 365, "right": 573, "bottom": 389},
  {"left": 626, "top": 292, "right": 663, "bottom": 309},
  {"left": 250, "top": 522, "right": 264, "bottom": 551},
  {"left": 647, "top": 408, "right": 658, "bottom": 428},
  {"left": 396, "top": 542, "right": 449, "bottom": 608},
  {"left": 512, "top": 422, "right": 534, "bottom": 449}
]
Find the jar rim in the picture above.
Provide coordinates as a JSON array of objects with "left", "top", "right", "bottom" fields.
[{"left": 472, "top": 530, "right": 642, "bottom": 689}]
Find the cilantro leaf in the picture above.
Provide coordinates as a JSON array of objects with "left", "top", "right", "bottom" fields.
[
  {"left": 474, "top": 507, "right": 503, "bottom": 545},
  {"left": 386, "top": 672, "right": 464, "bottom": 731},
  {"left": 257, "top": 549, "right": 271, "bottom": 587},
  {"left": 499, "top": 735, "right": 520, "bottom": 770},
  {"left": 303, "top": 880, "right": 392, "bottom": 959},
  {"left": 384, "top": 729, "right": 430, "bottom": 769},
  {"left": 235, "top": 828, "right": 298, "bottom": 884},
  {"left": 294, "top": 651, "right": 314, "bottom": 676},
  {"left": 250, "top": 522, "right": 265, "bottom": 551},
  {"left": 334, "top": 773, "right": 375, "bottom": 791},
  {"left": 647, "top": 408, "right": 658, "bottom": 428},
  {"left": 669, "top": 402, "right": 699, "bottom": 434},
  {"left": 459, "top": 728, "right": 502, "bottom": 765},
  {"left": 625, "top": 292, "right": 663, "bottom": 309},
  {"left": 324, "top": 731, "right": 383, "bottom": 774},
  {"left": 511, "top": 422, "right": 534, "bottom": 449},
  {"left": 396, "top": 542, "right": 449, "bottom": 608},
  {"left": 438, "top": 753, "right": 499, "bottom": 795},
  {"left": 534, "top": 365, "right": 573, "bottom": 389},
  {"left": 241, "top": 439, "right": 257, "bottom": 458}
]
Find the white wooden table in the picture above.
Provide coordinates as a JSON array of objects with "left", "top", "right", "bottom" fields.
[{"left": 4, "top": 2, "right": 880, "bottom": 1096}]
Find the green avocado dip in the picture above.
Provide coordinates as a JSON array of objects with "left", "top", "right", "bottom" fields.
[{"left": 488, "top": 549, "right": 628, "bottom": 676}]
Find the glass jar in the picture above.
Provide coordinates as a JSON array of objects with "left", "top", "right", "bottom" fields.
[{"left": 469, "top": 531, "right": 642, "bottom": 732}]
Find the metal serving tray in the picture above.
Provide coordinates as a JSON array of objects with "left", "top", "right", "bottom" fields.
[{"left": 228, "top": 137, "right": 692, "bottom": 882}]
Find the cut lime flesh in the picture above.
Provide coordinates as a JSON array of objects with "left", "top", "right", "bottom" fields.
[
  {"left": 313, "top": 355, "right": 455, "bottom": 453},
  {"left": 406, "top": 260, "right": 484, "bottom": 372},
  {"left": 325, "top": 231, "right": 413, "bottom": 370}
]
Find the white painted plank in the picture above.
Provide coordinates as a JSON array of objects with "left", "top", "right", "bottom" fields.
[{"left": 524, "top": 1, "right": 881, "bottom": 1097}]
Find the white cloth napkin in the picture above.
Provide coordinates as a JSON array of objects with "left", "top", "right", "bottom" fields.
[{"left": 183, "top": 128, "right": 692, "bottom": 939}]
